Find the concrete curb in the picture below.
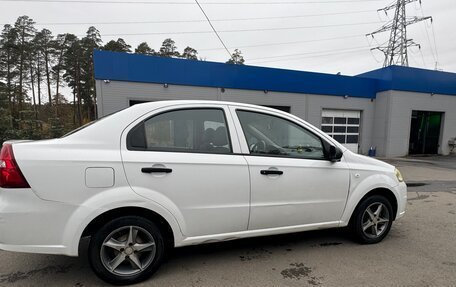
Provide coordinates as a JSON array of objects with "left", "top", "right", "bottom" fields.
[{"left": 376, "top": 157, "right": 437, "bottom": 165}]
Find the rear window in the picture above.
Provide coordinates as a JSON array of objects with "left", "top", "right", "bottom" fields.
[{"left": 61, "top": 111, "right": 120, "bottom": 138}]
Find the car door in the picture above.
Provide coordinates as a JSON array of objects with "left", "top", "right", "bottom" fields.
[
  {"left": 230, "top": 106, "right": 350, "bottom": 230},
  {"left": 121, "top": 104, "right": 250, "bottom": 237}
]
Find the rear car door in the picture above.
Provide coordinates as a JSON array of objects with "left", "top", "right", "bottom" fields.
[
  {"left": 230, "top": 106, "right": 350, "bottom": 230},
  {"left": 121, "top": 104, "right": 250, "bottom": 237}
]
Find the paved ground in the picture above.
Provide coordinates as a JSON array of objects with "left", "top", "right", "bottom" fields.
[
  {"left": 383, "top": 155, "right": 456, "bottom": 182},
  {"left": 1, "top": 157, "right": 456, "bottom": 287}
]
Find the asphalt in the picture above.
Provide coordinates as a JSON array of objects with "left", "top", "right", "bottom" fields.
[
  {"left": 382, "top": 154, "right": 456, "bottom": 172},
  {"left": 1, "top": 156, "right": 456, "bottom": 287}
]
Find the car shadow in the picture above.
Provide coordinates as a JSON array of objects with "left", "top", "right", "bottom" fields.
[
  {"left": 168, "top": 228, "right": 351, "bottom": 259},
  {"left": 0, "top": 228, "right": 353, "bottom": 286}
]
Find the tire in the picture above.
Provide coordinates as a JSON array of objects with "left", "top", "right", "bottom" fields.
[
  {"left": 350, "top": 195, "right": 394, "bottom": 244},
  {"left": 88, "top": 216, "right": 165, "bottom": 285}
]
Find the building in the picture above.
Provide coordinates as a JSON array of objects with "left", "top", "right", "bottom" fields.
[{"left": 93, "top": 50, "right": 456, "bottom": 157}]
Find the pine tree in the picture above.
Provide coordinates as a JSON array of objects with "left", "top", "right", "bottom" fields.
[
  {"left": 0, "top": 24, "right": 19, "bottom": 116},
  {"left": 0, "top": 82, "right": 14, "bottom": 144},
  {"left": 28, "top": 37, "right": 37, "bottom": 116},
  {"left": 17, "top": 109, "right": 42, "bottom": 140},
  {"left": 159, "top": 38, "right": 180, "bottom": 57},
  {"left": 226, "top": 49, "right": 245, "bottom": 65},
  {"left": 181, "top": 46, "right": 198, "bottom": 60},
  {"left": 51, "top": 34, "right": 67, "bottom": 115},
  {"left": 62, "top": 34, "right": 83, "bottom": 125},
  {"left": 103, "top": 38, "right": 131, "bottom": 52},
  {"left": 80, "top": 27, "right": 102, "bottom": 120},
  {"left": 135, "top": 42, "right": 156, "bottom": 55},
  {"left": 14, "top": 16, "right": 36, "bottom": 112},
  {"left": 1, "top": 15, "right": 219, "bottom": 140},
  {"left": 31, "top": 31, "right": 45, "bottom": 107},
  {"left": 34, "top": 28, "right": 54, "bottom": 106}
]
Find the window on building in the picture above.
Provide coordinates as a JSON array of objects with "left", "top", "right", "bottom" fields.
[{"left": 321, "top": 110, "right": 361, "bottom": 150}]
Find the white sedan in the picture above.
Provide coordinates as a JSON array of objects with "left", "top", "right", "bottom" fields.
[{"left": 0, "top": 100, "right": 407, "bottom": 285}]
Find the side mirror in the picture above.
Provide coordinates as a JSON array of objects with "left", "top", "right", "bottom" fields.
[{"left": 328, "top": 145, "right": 343, "bottom": 162}]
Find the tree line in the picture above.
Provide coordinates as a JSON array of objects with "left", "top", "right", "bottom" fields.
[{"left": 0, "top": 15, "right": 245, "bottom": 143}]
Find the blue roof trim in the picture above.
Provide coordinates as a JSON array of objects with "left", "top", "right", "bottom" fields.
[
  {"left": 358, "top": 66, "right": 456, "bottom": 96},
  {"left": 94, "top": 50, "right": 456, "bottom": 98},
  {"left": 93, "top": 50, "right": 377, "bottom": 98}
]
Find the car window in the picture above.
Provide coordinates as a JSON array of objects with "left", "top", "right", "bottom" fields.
[
  {"left": 236, "top": 110, "right": 325, "bottom": 159},
  {"left": 61, "top": 110, "right": 122, "bottom": 137},
  {"left": 128, "top": 108, "right": 232, "bottom": 154}
]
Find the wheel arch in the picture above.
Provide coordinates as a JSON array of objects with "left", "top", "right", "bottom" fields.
[
  {"left": 81, "top": 206, "right": 175, "bottom": 251},
  {"left": 348, "top": 188, "right": 398, "bottom": 224}
]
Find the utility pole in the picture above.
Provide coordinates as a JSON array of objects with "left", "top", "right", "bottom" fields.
[{"left": 367, "top": 0, "right": 432, "bottom": 67}]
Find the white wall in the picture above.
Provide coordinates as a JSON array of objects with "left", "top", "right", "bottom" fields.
[
  {"left": 372, "top": 91, "right": 391, "bottom": 157},
  {"left": 96, "top": 80, "right": 219, "bottom": 116},
  {"left": 382, "top": 90, "right": 456, "bottom": 156}
]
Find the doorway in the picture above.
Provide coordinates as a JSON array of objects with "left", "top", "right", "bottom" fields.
[{"left": 409, "top": 111, "right": 443, "bottom": 155}]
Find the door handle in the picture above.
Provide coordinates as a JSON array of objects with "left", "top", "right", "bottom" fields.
[
  {"left": 141, "top": 167, "right": 173, "bottom": 174},
  {"left": 260, "top": 170, "right": 283, "bottom": 175}
]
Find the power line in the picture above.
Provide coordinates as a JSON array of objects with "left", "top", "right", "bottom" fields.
[
  {"left": 248, "top": 45, "right": 368, "bottom": 61},
  {"left": 418, "top": 47, "right": 427, "bottom": 68},
  {"left": 6, "top": 9, "right": 377, "bottom": 26},
  {"left": 0, "top": 0, "right": 388, "bottom": 4},
  {"left": 431, "top": 24, "right": 440, "bottom": 68},
  {"left": 419, "top": 3, "right": 439, "bottom": 68},
  {"left": 194, "top": 0, "right": 232, "bottom": 59},
  {"left": 95, "top": 21, "right": 382, "bottom": 37},
  {"left": 408, "top": 51, "right": 420, "bottom": 66},
  {"left": 249, "top": 47, "right": 368, "bottom": 64},
  {"left": 419, "top": 21, "right": 436, "bottom": 63},
  {"left": 199, "top": 35, "right": 364, "bottom": 51},
  {"left": 408, "top": 41, "right": 427, "bottom": 67},
  {"left": 366, "top": 32, "right": 385, "bottom": 63},
  {"left": 369, "top": 48, "right": 383, "bottom": 63}
]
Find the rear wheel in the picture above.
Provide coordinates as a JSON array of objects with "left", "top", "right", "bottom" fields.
[
  {"left": 88, "top": 216, "right": 165, "bottom": 285},
  {"left": 351, "top": 195, "right": 394, "bottom": 244}
]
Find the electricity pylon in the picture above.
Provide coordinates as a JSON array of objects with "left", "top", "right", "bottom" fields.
[{"left": 367, "top": 0, "right": 432, "bottom": 67}]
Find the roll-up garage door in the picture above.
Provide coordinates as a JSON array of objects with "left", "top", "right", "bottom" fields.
[{"left": 321, "top": 110, "right": 361, "bottom": 153}]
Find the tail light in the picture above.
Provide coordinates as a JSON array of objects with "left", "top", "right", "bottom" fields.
[{"left": 0, "top": 144, "right": 30, "bottom": 188}]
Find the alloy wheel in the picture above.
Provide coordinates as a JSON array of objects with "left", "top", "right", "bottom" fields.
[
  {"left": 361, "top": 202, "right": 390, "bottom": 239},
  {"left": 100, "top": 226, "right": 157, "bottom": 276}
]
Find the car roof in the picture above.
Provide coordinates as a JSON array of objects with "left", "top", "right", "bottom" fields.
[
  {"left": 129, "top": 100, "right": 265, "bottom": 109},
  {"left": 125, "top": 100, "right": 289, "bottom": 118}
]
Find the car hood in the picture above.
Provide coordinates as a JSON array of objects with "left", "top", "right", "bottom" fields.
[{"left": 343, "top": 150, "right": 395, "bottom": 173}]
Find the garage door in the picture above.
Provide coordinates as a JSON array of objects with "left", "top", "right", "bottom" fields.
[{"left": 321, "top": 110, "right": 360, "bottom": 153}]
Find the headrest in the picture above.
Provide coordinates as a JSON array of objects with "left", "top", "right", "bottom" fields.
[
  {"left": 203, "top": 128, "right": 215, "bottom": 141},
  {"left": 213, "top": 126, "right": 228, "bottom": 146}
]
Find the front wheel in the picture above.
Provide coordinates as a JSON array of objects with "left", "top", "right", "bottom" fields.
[
  {"left": 88, "top": 216, "right": 165, "bottom": 285},
  {"left": 351, "top": 195, "right": 394, "bottom": 244}
]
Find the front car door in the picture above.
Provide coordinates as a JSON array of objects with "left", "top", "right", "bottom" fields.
[
  {"left": 121, "top": 104, "right": 250, "bottom": 237},
  {"left": 230, "top": 106, "right": 350, "bottom": 230}
]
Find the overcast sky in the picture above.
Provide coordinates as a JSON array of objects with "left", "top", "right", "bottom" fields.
[{"left": 1, "top": 0, "right": 455, "bottom": 75}]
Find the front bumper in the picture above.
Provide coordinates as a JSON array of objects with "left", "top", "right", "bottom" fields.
[
  {"left": 0, "top": 188, "right": 76, "bottom": 255},
  {"left": 394, "top": 182, "right": 407, "bottom": 220}
]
